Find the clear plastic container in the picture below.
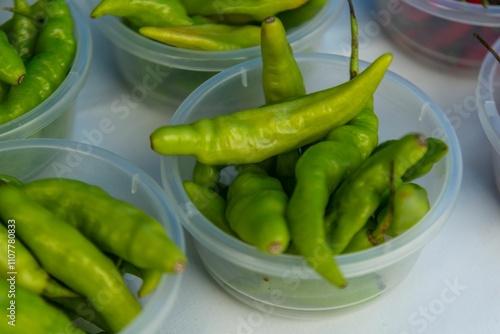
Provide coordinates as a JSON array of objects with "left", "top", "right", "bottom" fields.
[
  {"left": 371, "top": 0, "right": 500, "bottom": 68},
  {"left": 78, "top": 0, "right": 344, "bottom": 108},
  {"left": 159, "top": 53, "right": 463, "bottom": 318},
  {"left": 476, "top": 37, "right": 500, "bottom": 194},
  {"left": 0, "top": 138, "right": 186, "bottom": 333},
  {"left": 0, "top": 2, "right": 92, "bottom": 141}
]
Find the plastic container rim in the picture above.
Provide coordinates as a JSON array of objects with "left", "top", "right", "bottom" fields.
[
  {"left": 0, "top": 137, "right": 186, "bottom": 333},
  {"left": 161, "top": 52, "right": 463, "bottom": 279},
  {"left": 0, "top": 1, "right": 93, "bottom": 140}
]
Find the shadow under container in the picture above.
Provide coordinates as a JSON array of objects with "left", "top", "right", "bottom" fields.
[
  {"left": 160, "top": 53, "right": 463, "bottom": 318},
  {"left": 79, "top": 0, "right": 344, "bottom": 108},
  {"left": 371, "top": 0, "right": 500, "bottom": 68},
  {"left": 0, "top": 138, "right": 186, "bottom": 333},
  {"left": 0, "top": 2, "right": 92, "bottom": 141},
  {"left": 477, "top": 37, "right": 500, "bottom": 194}
]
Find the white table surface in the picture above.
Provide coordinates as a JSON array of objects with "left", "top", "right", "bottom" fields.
[{"left": 71, "top": 3, "right": 500, "bottom": 334}]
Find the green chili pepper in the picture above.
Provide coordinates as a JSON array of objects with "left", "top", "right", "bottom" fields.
[
  {"left": 0, "top": 223, "right": 78, "bottom": 298},
  {"left": 0, "top": 0, "right": 76, "bottom": 125},
  {"left": 192, "top": 161, "right": 225, "bottom": 194},
  {"left": 0, "top": 184, "right": 142, "bottom": 332},
  {"left": 91, "top": 0, "right": 195, "bottom": 27},
  {"left": 377, "top": 182, "right": 430, "bottom": 238},
  {"left": 51, "top": 296, "right": 112, "bottom": 332},
  {"left": 183, "top": 180, "right": 236, "bottom": 236},
  {"left": 0, "top": 174, "right": 23, "bottom": 186},
  {"left": 21, "top": 177, "right": 187, "bottom": 274},
  {"left": 341, "top": 217, "right": 379, "bottom": 254},
  {"left": 0, "top": 280, "right": 85, "bottom": 334},
  {"left": 150, "top": 52, "right": 393, "bottom": 165},
  {"left": 0, "top": 29, "right": 26, "bottom": 85},
  {"left": 180, "top": 0, "right": 308, "bottom": 22},
  {"left": 402, "top": 137, "right": 448, "bottom": 182},
  {"left": 139, "top": 23, "right": 261, "bottom": 50},
  {"left": 278, "top": 0, "right": 327, "bottom": 30},
  {"left": 285, "top": 0, "right": 378, "bottom": 288},
  {"left": 117, "top": 260, "right": 164, "bottom": 298},
  {"left": 225, "top": 164, "right": 290, "bottom": 254},
  {"left": 7, "top": 0, "right": 39, "bottom": 62},
  {"left": 325, "top": 133, "right": 429, "bottom": 254}
]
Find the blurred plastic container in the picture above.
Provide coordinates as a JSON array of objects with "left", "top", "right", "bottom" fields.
[
  {"left": 0, "top": 138, "right": 186, "bottom": 333},
  {"left": 370, "top": 0, "right": 500, "bottom": 68},
  {"left": 477, "top": 37, "right": 500, "bottom": 194},
  {"left": 0, "top": 2, "right": 92, "bottom": 141},
  {"left": 159, "top": 53, "right": 463, "bottom": 318},
  {"left": 79, "top": 0, "right": 344, "bottom": 108}
]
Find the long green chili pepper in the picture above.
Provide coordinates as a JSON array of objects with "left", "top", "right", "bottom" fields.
[
  {"left": 341, "top": 217, "right": 379, "bottom": 254},
  {"left": 0, "top": 29, "right": 26, "bottom": 85},
  {"left": 402, "top": 137, "right": 448, "bottom": 182},
  {"left": 139, "top": 23, "right": 261, "bottom": 51},
  {"left": 91, "top": 0, "right": 195, "bottom": 27},
  {"left": 285, "top": 0, "right": 379, "bottom": 288},
  {"left": 0, "top": 0, "right": 76, "bottom": 125},
  {"left": 225, "top": 164, "right": 290, "bottom": 254},
  {"left": 117, "top": 260, "right": 164, "bottom": 298},
  {"left": 0, "top": 280, "right": 85, "bottom": 334},
  {"left": 0, "top": 184, "right": 142, "bottom": 332},
  {"left": 325, "top": 133, "right": 429, "bottom": 254},
  {"left": 183, "top": 180, "right": 235, "bottom": 236},
  {"left": 180, "top": 0, "right": 308, "bottom": 22},
  {"left": 7, "top": 0, "right": 39, "bottom": 62},
  {"left": 0, "top": 223, "right": 78, "bottom": 298},
  {"left": 150, "top": 52, "right": 392, "bottom": 165},
  {"left": 21, "top": 178, "right": 187, "bottom": 274}
]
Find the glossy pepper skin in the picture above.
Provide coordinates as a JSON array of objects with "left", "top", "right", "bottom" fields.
[
  {"left": 21, "top": 178, "right": 187, "bottom": 274},
  {"left": 0, "top": 184, "right": 142, "bottom": 332},
  {"left": 0, "top": 280, "right": 85, "bottom": 334},
  {"left": 0, "top": 29, "right": 26, "bottom": 86},
  {"left": 225, "top": 164, "right": 290, "bottom": 254},
  {"left": 150, "top": 52, "right": 393, "bottom": 165},
  {"left": 325, "top": 133, "right": 429, "bottom": 254},
  {"left": 91, "top": 0, "right": 195, "bottom": 27},
  {"left": 0, "top": 0, "right": 76, "bottom": 125},
  {"left": 0, "top": 223, "right": 77, "bottom": 298}
]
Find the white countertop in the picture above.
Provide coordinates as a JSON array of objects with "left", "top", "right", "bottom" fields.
[{"left": 72, "top": 3, "right": 500, "bottom": 334}]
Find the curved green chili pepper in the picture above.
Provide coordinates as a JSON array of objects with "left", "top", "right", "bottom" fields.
[
  {"left": 0, "top": 184, "right": 142, "bottom": 332},
  {"left": 0, "top": 223, "right": 78, "bottom": 298},
  {"left": 325, "top": 133, "right": 429, "bottom": 254},
  {"left": 150, "top": 52, "right": 393, "bottom": 165},
  {"left": 91, "top": 0, "right": 195, "bottom": 27},
  {"left": 21, "top": 178, "right": 187, "bottom": 274},
  {"left": 139, "top": 23, "right": 261, "bottom": 50},
  {"left": 285, "top": 0, "right": 378, "bottom": 288},
  {"left": 180, "top": 0, "right": 308, "bottom": 22},
  {"left": 0, "top": 29, "right": 26, "bottom": 85},
  {"left": 183, "top": 180, "right": 235, "bottom": 236},
  {"left": 341, "top": 217, "right": 379, "bottom": 254},
  {"left": 225, "top": 164, "right": 290, "bottom": 254},
  {"left": 0, "top": 280, "right": 85, "bottom": 334},
  {"left": 117, "top": 260, "right": 164, "bottom": 298},
  {"left": 0, "top": 0, "right": 76, "bottom": 125},
  {"left": 402, "top": 137, "right": 448, "bottom": 182}
]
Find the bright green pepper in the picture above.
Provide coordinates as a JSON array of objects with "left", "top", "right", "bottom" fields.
[
  {"left": 139, "top": 23, "right": 261, "bottom": 50},
  {"left": 7, "top": 0, "right": 39, "bottom": 62},
  {"left": 150, "top": 52, "right": 393, "bottom": 165},
  {"left": 225, "top": 164, "right": 290, "bottom": 254},
  {"left": 325, "top": 133, "right": 429, "bottom": 254},
  {"left": 0, "top": 280, "right": 85, "bottom": 334},
  {"left": 0, "top": 0, "right": 76, "bottom": 125},
  {"left": 0, "top": 29, "right": 26, "bottom": 85},
  {"left": 0, "top": 184, "right": 142, "bottom": 332},
  {"left": 278, "top": 0, "right": 327, "bottom": 30},
  {"left": 91, "top": 0, "right": 195, "bottom": 27},
  {"left": 402, "top": 137, "right": 448, "bottom": 182},
  {"left": 21, "top": 177, "right": 186, "bottom": 274},
  {"left": 341, "top": 217, "right": 379, "bottom": 254}
]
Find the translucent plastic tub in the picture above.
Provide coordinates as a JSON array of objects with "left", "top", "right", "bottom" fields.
[
  {"left": 159, "top": 53, "right": 463, "bottom": 318},
  {"left": 78, "top": 0, "right": 344, "bottom": 108},
  {"left": 0, "top": 138, "right": 186, "bottom": 333},
  {"left": 0, "top": 2, "right": 92, "bottom": 140},
  {"left": 477, "top": 37, "right": 500, "bottom": 194}
]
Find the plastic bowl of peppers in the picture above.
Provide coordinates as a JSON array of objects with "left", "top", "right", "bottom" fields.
[
  {"left": 0, "top": 0, "right": 91, "bottom": 140},
  {"left": 153, "top": 10, "right": 463, "bottom": 317},
  {"left": 371, "top": 0, "right": 500, "bottom": 68},
  {"left": 476, "top": 36, "right": 500, "bottom": 194},
  {"left": 78, "top": 0, "right": 345, "bottom": 108},
  {"left": 0, "top": 137, "right": 186, "bottom": 333}
]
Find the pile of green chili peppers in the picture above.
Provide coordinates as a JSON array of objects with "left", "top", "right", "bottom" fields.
[
  {"left": 90, "top": 0, "right": 329, "bottom": 50},
  {"left": 0, "top": 0, "right": 77, "bottom": 126},
  {"left": 0, "top": 177, "right": 186, "bottom": 333},
  {"left": 150, "top": 2, "right": 448, "bottom": 289}
]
